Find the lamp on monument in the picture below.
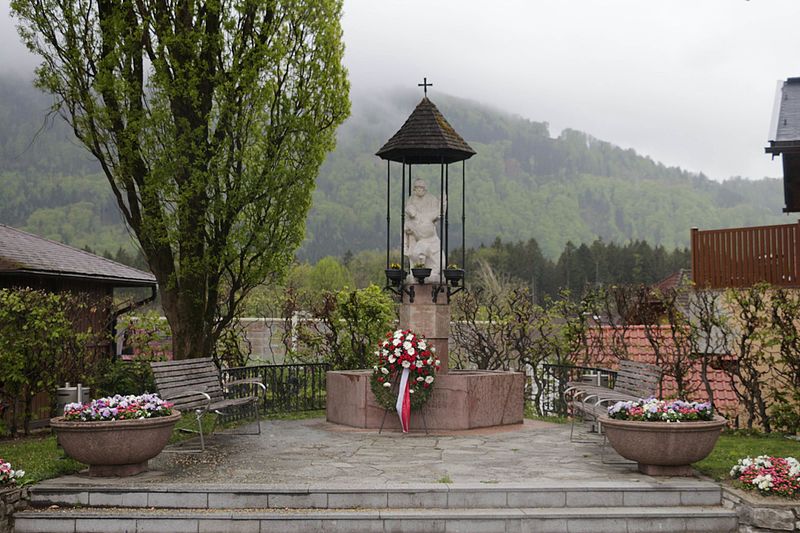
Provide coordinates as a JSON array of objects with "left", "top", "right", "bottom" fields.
[
  {"left": 376, "top": 78, "right": 476, "bottom": 302},
  {"left": 766, "top": 77, "right": 800, "bottom": 212}
]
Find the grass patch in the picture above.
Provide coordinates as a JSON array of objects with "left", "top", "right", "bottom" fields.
[
  {"left": 436, "top": 473, "right": 453, "bottom": 484},
  {"left": 694, "top": 431, "right": 800, "bottom": 480},
  {"left": 0, "top": 434, "right": 84, "bottom": 485},
  {"left": 263, "top": 409, "right": 325, "bottom": 421},
  {"left": 524, "top": 402, "right": 569, "bottom": 424}
]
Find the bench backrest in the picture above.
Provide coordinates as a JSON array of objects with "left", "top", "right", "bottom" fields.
[
  {"left": 151, "top": 358, "right": 224, "bottom": 411},
  {"left": 613, "top": 360, "right": 662, "bottom": 398}
]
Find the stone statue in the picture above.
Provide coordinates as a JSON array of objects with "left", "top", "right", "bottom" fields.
[{"left": 404, "top": 179, "right": 446, "bottom": 282}]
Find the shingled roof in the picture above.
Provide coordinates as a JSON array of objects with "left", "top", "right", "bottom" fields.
[
  {"left": 766, "top": 77, "right": 800, "bottom": 154},
  {"left": 0, "top": 224, "right": 156, "bottom": 287},
  {"left": 376, "top": 97, "right": 476, "bottom": 164}
]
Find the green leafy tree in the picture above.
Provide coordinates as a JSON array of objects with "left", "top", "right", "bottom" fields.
[
  {"left": 12, "top": 0, "right": 350, "bottom": 359},
  {"left": 298, "top": 285, "right": 395, "bottom": 370},
  {"left": 0, "top": 288, "right": 98, "bottom": 435}
]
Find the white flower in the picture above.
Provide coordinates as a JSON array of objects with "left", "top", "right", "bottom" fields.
[
  {"left": 402, "top": 361, "right": 411, "bottom": 368},
  {"left": 403, "top": 341, "right": 412, "bottom": 350},
  {"left": 381, "top": 367, "right": 389, "bottom": 375},
  {"left": 434, "top": 360, "right": 440, "bottom": 366},
  {"left": 394, "top": 330, "right": 403, "bottom": 338},
  {"left": 419, "top": 341, "right": 427, "bottom": 350},
  {"left": 425, "top": 376, "right": 434, "bottom": 384},
  {"left": 753, "top": 474, "right": 773, "bottom": 491},
  {"left": 427, "top": 358, "right": 433, "bottom": 365},
  {"left": 416, "top": 376, "right": 424, "bottom": 381},
  {"left": 406, "top": 334, "right": 413, "bottom": 341},
  {"left": 409, "top": 389, "right": 415, "bottom": 394},
  {"left": 394, "top": 348, "right": 402, "bottom": 356},
  {"left": 407, "top": 347, "right": 415, "bottom": 356},
  {"left": 383, "top": 382, "right": 392, "bottom": 388},
  {"left": 388, "top": 355, "right": 396, "bottom": 363},
  {"left": 382, "top": 349, "right": 389, "bottom": 356},
  {"left": 373, "top": 366, "right": 379, "bottom": 371},
  {"left": 393, "top": 338, "right": 401, "bottom": 346}
]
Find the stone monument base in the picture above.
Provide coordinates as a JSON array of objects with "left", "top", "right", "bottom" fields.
[{"left": 326, "top": 369, "right": 525, "bottom": 431}]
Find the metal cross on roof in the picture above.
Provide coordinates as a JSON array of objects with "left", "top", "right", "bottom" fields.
[{"left": 418, "top": 77, "right": 433, "bottom": 96}]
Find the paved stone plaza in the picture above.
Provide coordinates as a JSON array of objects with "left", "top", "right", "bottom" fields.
[{"left": 45, "top": 417, "right": 686, "bottom": 487}]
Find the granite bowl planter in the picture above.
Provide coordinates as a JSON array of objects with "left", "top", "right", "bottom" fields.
[
  {"left": 50, "top": 410, "right": 181, "bottom": 477},
  {"left": 600, "top": 415, "right": 727, "bottom": 476}
]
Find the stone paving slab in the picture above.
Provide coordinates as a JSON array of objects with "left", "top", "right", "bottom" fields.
[{"left": 38, "top": 417, "right": 717, "bottom": 488}]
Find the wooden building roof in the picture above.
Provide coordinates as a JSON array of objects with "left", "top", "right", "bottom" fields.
[
  {"left": 376, "top": 97, "right": 476, "bottom": 164},
  {"left": 0, "top": 224, "right": 156, "bottom": 287}
]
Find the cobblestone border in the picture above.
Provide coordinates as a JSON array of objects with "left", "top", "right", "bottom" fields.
[
  {"left": 1, "top": 485, "right": 29, "bottom": 533},
  {"left": 723, "top": 485, "right": 800, "bottom": 532}
]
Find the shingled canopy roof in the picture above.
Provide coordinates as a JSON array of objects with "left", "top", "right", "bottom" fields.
[
  {"left": 376, "top": 97, "right": 476, "bottom": 164},
  {"left": 0, "top": 224, "right": 156, "bottom": 287}
]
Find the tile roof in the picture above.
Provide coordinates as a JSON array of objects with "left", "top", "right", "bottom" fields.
[
  {"left": 376, "top": 97, "right": 476, "bottom": 164},
  {"left": 583, "top": 326, "right": 740, "bottom": 413},
  {"left": 0, "top": 224, "right": 156, "bottom": 286}
]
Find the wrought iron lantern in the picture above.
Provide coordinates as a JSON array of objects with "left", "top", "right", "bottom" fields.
[{"left": 376, "top": 79, "right": 475, "bottom": 302}]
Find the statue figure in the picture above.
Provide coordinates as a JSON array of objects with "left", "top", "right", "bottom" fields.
[{"left": 404, "top": 179, "right": 445, "bottom": 282}]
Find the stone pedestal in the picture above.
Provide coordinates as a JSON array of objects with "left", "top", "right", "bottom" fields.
[
  {"left": 325, "top": 280, "right": 525, "bottom": 431},
  {"left": 326, "top": 369, "right": 524, "bottom": 430},
  {"left": 399, "top": 283, "right": 450, "bottom": 371}
]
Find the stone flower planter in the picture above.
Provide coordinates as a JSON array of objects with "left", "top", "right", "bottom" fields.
[
  {"left": 600, "top": 415, "right": 727, "bottom": 476},
  {"left": 50, "top": 410, "right": 181, "bottom": 477}
]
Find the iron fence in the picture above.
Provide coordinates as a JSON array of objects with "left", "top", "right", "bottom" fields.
[
  {"left": 223, "top": 363, "right": 329, "bottom": 415},
  {"left": 538, "top": 364, "right": 617, "bottom": 416}
]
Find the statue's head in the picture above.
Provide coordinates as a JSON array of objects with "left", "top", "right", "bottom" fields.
[{"left": 412, "top": 179, "right": 427, "bottom": 198}]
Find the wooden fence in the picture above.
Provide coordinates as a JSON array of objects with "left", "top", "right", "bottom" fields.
[{"left": 691, "top": 222, "right": 800, "bottom": 289}]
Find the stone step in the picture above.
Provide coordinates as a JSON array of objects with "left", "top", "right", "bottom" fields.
[
  {"left": 29, "top": 480, "right": 723, "bottom": 510},
  {"left": 14, "top": 505, "right": 739, "bottom": 533}
]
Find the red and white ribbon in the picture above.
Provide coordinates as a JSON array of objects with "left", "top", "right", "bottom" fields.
[{"left": 395, "top": 368, "right": 411, "bottom": 433}]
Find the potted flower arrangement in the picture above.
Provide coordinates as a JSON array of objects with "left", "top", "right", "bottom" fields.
[
  {"left": 411, "top": 263, "right": 432, "bottom": 284},
  {"left": 385, "top": 262, "right": 404, "bottom": 286},
  {"left": 370, "top": 329, "right": 440, "bottom": 432},
  {"left": 0, "top": 459, "right": 24, "bottom": 486},
  {"left": 601, "top": 398, "right": 727, "bottom": 476},
  {"left": 731, "top": 455, "right": 800, "bottom": 497},
  {"left": 443, "top": 263, "right": 465, "bottom": 287},
  {"left": 50, "top": 393, "right": 180, "bottom": 477}
]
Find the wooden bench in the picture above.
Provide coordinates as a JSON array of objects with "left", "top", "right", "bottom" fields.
[
  {"left": 565, "top": 359, "right": 661, "bottom": 440},
  {"left": 151, "top": 358, "right": 266, "bottom": 451}
]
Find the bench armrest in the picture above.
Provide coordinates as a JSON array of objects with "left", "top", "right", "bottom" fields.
[
  {"left": 224, "top": 379, "right": 267, "bottom": 396},
  {"left": 182, "top": 390, "right": 212, "bottom": 415}
]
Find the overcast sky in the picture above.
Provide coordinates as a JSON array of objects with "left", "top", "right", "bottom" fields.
[{"left": 2, "top": 0, "right": 799, "bottom": 181}]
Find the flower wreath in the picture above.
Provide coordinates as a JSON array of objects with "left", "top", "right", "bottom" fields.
[{"left": 370, "top": 329, "right": 440, "bottom": 411}]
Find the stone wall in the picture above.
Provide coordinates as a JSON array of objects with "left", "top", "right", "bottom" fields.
[
  {"left": 0, "top": 485, "right": 29, "bottom": 533},
  {"left": 724, "top": 486, "right": 800, "bottom": 532}
]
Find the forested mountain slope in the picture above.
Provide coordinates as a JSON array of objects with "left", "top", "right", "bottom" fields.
[
  {"left": 304, "top": 90, "right": 787, "bottom": 260},
  {"left": 0, "top": 77, "right": 788, "bottom": 260}
]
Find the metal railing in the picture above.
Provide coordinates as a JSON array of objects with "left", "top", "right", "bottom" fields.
[
  {"left": 223, "top": 363, "right": 329, "bottom": 415},
  {"left": 539, "top": 364, "right": 617, "bottom": 416}
]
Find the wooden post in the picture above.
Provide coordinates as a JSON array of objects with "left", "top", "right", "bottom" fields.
[{"left": 691, "top": 227, "right": 699, "bottom": 288}]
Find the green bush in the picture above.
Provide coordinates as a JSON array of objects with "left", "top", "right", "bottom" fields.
[
  {"left": 0, "top": 288, "right": 105, "bottom": 435},
  {"left": 298, "top": 285, "right": 396, "bottom": 370}
]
